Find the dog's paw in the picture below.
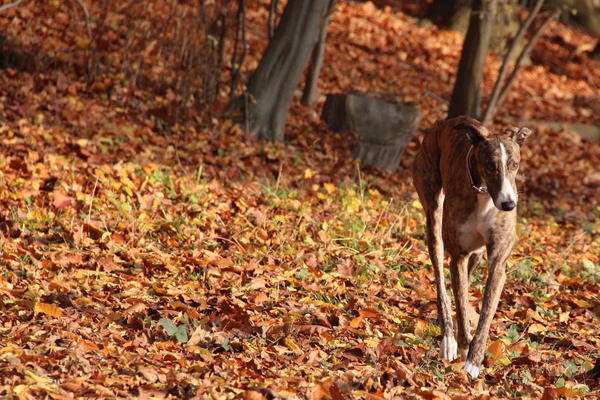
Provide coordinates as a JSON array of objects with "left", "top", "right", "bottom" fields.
[
  {"left": 463, "top": 362, "right": 481, "bottom": 379},
  {"left": 440, "top": 335, "right": 458, "bottom": 361}
]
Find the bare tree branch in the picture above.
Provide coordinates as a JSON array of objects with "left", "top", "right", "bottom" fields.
[
  {"left": 0, "top": 0, "right": 22, "bottom": 13},
  {"left": 268, "top": 0, "right": 278, "bottom": 40},
  {"left": 487, "top": 8, "right": 560, "bottom": 122},
  {"left": 482, "top": 0, "right": 544, "bottom": 124},
  {"left": 73, "top": 0, "right": 93, "bottom": 40}
]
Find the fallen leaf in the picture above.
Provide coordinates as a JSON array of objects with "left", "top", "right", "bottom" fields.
[
  {"left": 53, "top": 190, "right": 73, "bottom": 209},
  {"left": 34, "top": 302, "right": 63, "bottom": 318},
  {"left": 243, "top": 390, "right": 267, "bottom": 400},
  {"left": 486, "top": 340, "right": 504, "bottom": 365}
]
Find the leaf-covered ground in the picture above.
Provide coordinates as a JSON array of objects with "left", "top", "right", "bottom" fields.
[{"left": 0, "top": 1, "right": 599, "bottom": 399}]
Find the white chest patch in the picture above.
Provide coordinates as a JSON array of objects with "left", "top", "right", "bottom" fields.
[{"left": 458, "top": 195, "right": 496, "bottom": 251}]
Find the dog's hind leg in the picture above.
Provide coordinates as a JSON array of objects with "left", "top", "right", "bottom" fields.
[{"left": 466, "top": 252, "right": 483, "bottom": 330}]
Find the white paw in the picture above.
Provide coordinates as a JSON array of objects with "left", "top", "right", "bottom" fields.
[
  {"left": 440, "top": 335, "right": 458, "bottom": 361},
  {"left": 463, "top": 362, "right": 480, "bottom": 379}
]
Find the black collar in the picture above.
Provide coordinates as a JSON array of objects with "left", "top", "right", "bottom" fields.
[{"left": 466, "top": 146, "right": 488, "bottom": 194}]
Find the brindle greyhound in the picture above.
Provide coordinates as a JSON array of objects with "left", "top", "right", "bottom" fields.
[{"left": 412, "top": 116, "right": 531, "bottom": 378}]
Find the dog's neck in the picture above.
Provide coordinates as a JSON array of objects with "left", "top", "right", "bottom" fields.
[{"left": 466, "top": 146, "right": 487, "bottom": 194}]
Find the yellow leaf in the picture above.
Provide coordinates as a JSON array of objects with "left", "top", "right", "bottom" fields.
[
  {"left": 323, "top": 183, "right": 336, "bottom": 194},
  {"left": 25, "top": 370, "right": 53, "bottom": 384},
  {"left": 0, "top": 346, "right": 21, "bottom": 355},
  {"left": 283, "top": 336, "right": 303, "bottom": 356},
  {"left": 346, "top": 197, "right": 361, "bottom": 213},
  {"left": 411, "top": 199, "right": 422, "bottom": 209},
  {"left": 527, "top": 323, "right": 546, "bottom": 334},
  {"left": 530, "top": 256, "right": 544, "bottom": 265},
  {"left": 572, "top": 299, "right": 592, "bottom": 308},
  {"left": 13, "top": 385, "right": 27, "bottom": 394},
  {"left": 289, "top": 199, "right": 302, "bottom": 209},
  {"left": 34, "top": 302, "right": 63, "bottom": 318},
  {"left": 559, "top": 311, "right": 570, "bottom": 323},
  {"left": 304, "top": 168, "right": 314, "bottom": 179},
  {"left": 498, "top": 356, "right": 512, "bottom": 366}
]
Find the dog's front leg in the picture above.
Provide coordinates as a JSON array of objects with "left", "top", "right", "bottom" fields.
[{"left": 463, "top": 252, "right": 508, "bottom": 378}]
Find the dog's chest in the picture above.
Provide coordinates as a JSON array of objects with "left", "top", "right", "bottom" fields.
[{"left": 457, "top": 195, "right": 497, "bottom": 251}]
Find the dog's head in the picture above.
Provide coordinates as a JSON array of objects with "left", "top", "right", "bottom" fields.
[{"left": 465, "top": 125, "right": 532, "bottom": 212}]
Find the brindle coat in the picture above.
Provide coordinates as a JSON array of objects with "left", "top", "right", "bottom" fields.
[{"left": 412, "top": 116, "right": 531, "bottom": 378}]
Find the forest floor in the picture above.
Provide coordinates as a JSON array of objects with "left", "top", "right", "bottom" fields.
[{"left": 0, "top": 1, "right": 599, "bottom": 399}]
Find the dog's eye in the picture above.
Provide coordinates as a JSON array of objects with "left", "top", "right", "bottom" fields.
[{"left": 508, "top": 161, "right": 519, "bottom": 171}]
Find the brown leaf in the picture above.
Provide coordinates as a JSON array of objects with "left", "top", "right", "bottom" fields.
[
  {"left": 417, "top": 389, "right": 451, "bottom": 400},
  {"left": 34, "top": 302, "right": 63, "bottom": 317},
  {"left": 97, "top": 255, "right": 120, "bottom": 272},
  {"left": 336, "top": 258, "right": 355, "bottom": 277},
  {"left": 53, "top": 190, "right": 73, "bottom": 209},
  {"left": 541, "top": 387, "right": 557, "bottom": 400},
  {"left": 138, "top": 365, "right": 159, "bottom": 383},
  {"left": 310, "top": 380, "right": 345, "bottom": 400},
  {"left": 243, "top": 390, "right": 267, "bottom": 400}
]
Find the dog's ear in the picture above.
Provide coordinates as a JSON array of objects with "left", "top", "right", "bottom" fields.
[
  {"left": 456, "top": 123, "right": 486, "bottom": 146},
  {"left": 507, "top": 127, "right": 532, "bottom": 146}
]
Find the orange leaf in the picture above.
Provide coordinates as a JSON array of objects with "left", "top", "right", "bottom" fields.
[
  {"left": 252, "top": 291, "right": 268, "bottom": 305},
  {"left": 554, "top": 387, "right": 578, "bottom": 397},
  {"left": 417, "top": 389, "right": 451, "bottom": 400},
  {"left": 541, "top": 387, "right": 557, "bottom": 400},
  {"left": 349, "top": 315, "right": 364, "bottom": 328},
  {"left": 359, "top": 308, "right": 380, "bottom": 319},
  {"left": 243, "top": 390, "right": 266, "bottom": 400},
  {"left": 34, "top": 302, "right": 63, "bottom": 318},
  {"left": 413, "top": 319, "right": 428, "bottom": 338},
  {"left": 486, "top": 340, "right": 504, "bottom": 364}
]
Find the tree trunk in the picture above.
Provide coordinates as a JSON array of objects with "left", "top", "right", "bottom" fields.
[
  {"left": 428, "top": 0, "right": 472, "bottom": 32},
  {"left": 301, "top": 0, "right": 337, "bottom": 106},
  {"left": 447, "top": 0, "right": 497, "bottom": 119},
  {"left": 429, "top": 0, "right": 518, "bottom": 53},
  {"left": 235, "top": 0, "right": 335, "bottom": 142}
]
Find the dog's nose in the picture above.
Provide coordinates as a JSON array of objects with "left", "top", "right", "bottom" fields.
[{"left": 501, "top": 200, "right": 516, "bottom": 211}]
